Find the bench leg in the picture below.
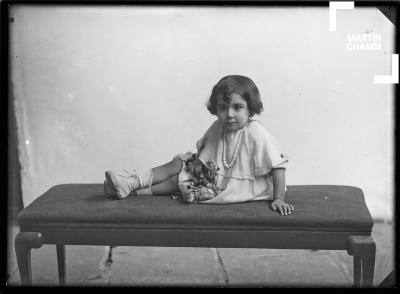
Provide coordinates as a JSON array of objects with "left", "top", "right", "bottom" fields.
[
  {"left": 347, "top": 236, "right": 376, "bottom": 287},
  {"left": 15, "top": 232, "right": 44, "bottom": 285},
  {"left": 353, "top": 255, "right": 361, "bottom": 286},
  {"left": 56, "top": 245, "right": 66, "bottom": 285}
]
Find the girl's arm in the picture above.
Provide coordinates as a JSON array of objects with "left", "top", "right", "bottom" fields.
[{"left": 270, "top": 168, "right": 294, "bottom": 216}]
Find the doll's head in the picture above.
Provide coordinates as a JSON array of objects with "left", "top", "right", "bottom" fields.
[{"left": 206, "top": 75, "right": 264, "bottom": 117}]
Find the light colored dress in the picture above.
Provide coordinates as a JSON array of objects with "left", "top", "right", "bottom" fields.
[{"left": 175, "top": 119, "right": 288, "bottom": 204}]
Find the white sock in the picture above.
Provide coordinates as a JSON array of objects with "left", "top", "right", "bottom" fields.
[
  {"left": 135, "top": 169, "right": 154, "bottom": 189},
  {"left": 134, "top": 187, "right": 153, "bottom": 196}
]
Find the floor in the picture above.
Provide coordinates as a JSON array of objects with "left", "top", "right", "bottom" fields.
[{"left": 6, "top": 220, "right": 395, "bottom": 287}]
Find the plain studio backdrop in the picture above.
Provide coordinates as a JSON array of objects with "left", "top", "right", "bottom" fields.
[{"left": 10, "top": 6, "right": 394, "bottom": 220}]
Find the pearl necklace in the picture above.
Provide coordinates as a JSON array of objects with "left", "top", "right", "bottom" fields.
[{"left": 222, "top": 125, "right": 246, "bottom": 169}]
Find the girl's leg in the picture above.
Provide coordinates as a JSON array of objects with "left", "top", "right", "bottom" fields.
[
  {"left": 151, "top": 157, "right": 183, "bottom": 185},
  {"left": 104, "top": 157, "right": 182, "bottom": 199},
  {"left": 135, "top": 175, "right": 179, "bottom": 196}
]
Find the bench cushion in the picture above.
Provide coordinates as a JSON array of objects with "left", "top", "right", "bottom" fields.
[{"left": 17, "top": 184, "right": 373, "bottom": 232}]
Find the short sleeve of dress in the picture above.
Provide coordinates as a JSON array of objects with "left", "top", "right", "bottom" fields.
[{"left": 250, "top": 122, "right": 289, "bottom": 177}]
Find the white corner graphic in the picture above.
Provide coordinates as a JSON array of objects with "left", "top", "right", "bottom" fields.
[
  {"left": 374, "top": 54, "right": 399, "bottom": 84},
  {"left": 329, "top": 2, "right": 354, "bottom": 31}
]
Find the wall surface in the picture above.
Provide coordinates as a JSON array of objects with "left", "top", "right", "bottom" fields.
[{"left": 10, "top": 6, "right": 394, "bottom": 219}]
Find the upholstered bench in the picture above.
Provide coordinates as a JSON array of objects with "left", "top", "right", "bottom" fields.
[{"left": 15, "top": 184, "right": 376, "bottom": 287}]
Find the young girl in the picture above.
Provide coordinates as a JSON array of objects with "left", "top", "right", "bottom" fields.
[{"left": 104, "top": 75, "right": 294, "bottom": 216}]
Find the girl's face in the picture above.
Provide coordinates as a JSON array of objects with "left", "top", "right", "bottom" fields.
[{"left": 216, "top": 92, "right": 250, "bottom": 132}]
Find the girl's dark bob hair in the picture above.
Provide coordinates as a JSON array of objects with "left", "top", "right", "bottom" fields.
[{"left": 207, "top": 75, "right": 263, "bottom": 117}]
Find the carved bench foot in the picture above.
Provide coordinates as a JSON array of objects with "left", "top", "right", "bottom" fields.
[
  {"left": 56, "top": 244, "right": 66, "bottom": 285},
  {"left": 15, "top": 232, "right": 44, "bottom": 285},
  {"left": 347, "top": 236, "right": 376, "bottom": 287}
]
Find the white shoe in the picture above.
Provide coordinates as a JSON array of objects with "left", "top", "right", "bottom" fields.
[{"left": 104, "top": 170, "right": 141, "bottom": 199}]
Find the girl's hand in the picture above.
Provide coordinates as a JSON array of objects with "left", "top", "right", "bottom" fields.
[
  {"left": 270, "top": 199, "right": 294, "bottom": 216},
  {"left": 189, "top": 159, "right": 205, "bottom": 178}
]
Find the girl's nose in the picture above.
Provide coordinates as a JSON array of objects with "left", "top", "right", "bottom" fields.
[{"left": 228, "top": 107, "right": 235, "bottom": 118}]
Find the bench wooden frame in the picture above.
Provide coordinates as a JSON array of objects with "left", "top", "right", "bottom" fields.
[{"left": 15, "top": 227, "right": 375, "bottom": 287}]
